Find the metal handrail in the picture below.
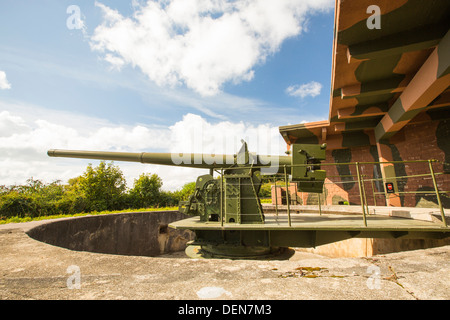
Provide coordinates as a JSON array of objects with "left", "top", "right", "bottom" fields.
[{"left": 216, "top": 159, "right": 448, "bottom": 227}]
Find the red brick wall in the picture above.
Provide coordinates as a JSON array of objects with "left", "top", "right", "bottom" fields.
[
  {"left": 386, "top": 120, "right": 450, "bottom": 208},
  {"left": 271, "top": 119, "right": 450, "bottom": 208}
]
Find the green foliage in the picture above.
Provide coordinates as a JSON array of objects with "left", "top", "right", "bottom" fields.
[
  {"left": 128, "top": 173, "right": 163, "bottom": 208},
  {"left": 259, "top": 182, "right": 272, "bottom": 198},
  {"left": 158, "top": 191, "right": 180, "bottom": 207},
  {"left": 168, "top": 181, "right": 196, "bottom": 204},
  {"left": 71, "top": 161, "right": 127, "bottom": 212},
  {"left": 0, "top": 178, "right": 71, "bottom": 219},
  {"left": 0, "top": 206, "right": 178, "bottom": 224},
  {"left": 0, "top": 162, "right": 197, "bottom": 222}
]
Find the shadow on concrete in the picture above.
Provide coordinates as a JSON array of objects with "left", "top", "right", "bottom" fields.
[{"left": 26, "top": 211, "right": 195, "bottom": 257}]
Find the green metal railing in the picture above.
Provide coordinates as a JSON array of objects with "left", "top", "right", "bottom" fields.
[{"left": 215, "top": 159, "right": 449, "bottom": 228}]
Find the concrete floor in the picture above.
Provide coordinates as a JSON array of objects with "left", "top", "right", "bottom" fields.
[{"left": 0, "top": 219, "right": 449, "bottom": 301}]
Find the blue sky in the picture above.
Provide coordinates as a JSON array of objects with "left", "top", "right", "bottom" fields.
[{"left": 0, "top": 0, "right": 335, "bottom": 190}]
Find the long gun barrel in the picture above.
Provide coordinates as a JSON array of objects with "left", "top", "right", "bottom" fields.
[{"left": 47, "top": 149, "right": 292, "bottom": 173}]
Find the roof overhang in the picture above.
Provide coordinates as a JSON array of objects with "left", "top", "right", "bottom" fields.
[{"left": 281, "top": 0, "right": 450, "bottom": 149}]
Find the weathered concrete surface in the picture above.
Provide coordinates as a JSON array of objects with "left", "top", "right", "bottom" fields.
[
  {"left": 1, "top": 217, "right": 449, "bottom": 300},
  {"left": 26, "top": 211, "right": 195, "bottom": 257}
]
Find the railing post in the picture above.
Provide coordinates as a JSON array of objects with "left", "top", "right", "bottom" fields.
[
  {"left": 318, "top": 193, "right": 322, "bottom": 216},
  {"left": 361, "top": 175, "right": 369, "bottom": 216},
  {"left": 356, "top": 162, "right": 368, "bottom": 227},
  {"left": 371, "top": 179, "right": 377, "bottom": 206},
  {"left": 428, "top": 160, "right": 447, "bottom": 227},
  {"left": 284, "top": 165, "right": 291, "bottom": 227},
  {"left": 220, "top": 168, "right": 224, "bottom": 227},
  {"left": 274, "top": 177, "right": 279, "bottom": 218}
]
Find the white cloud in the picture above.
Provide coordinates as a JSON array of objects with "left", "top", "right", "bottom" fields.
[
  {"left": 90, "top": 0, "right": 333, "bottom": 96},
  {"left": 0, "top": 111, "right": 30, "bottom": 136},
  {"left": 0, "top": 103, "right": 286, "bottom": 190},
  {"left": 104, "top": 53, "right": 126, "bottom": 70},
  {"left": 0, "top": 71, "right": 11, "bottom": 90},
  {"left": 286, "top": 81, "right": 322, "bottom": 98}
]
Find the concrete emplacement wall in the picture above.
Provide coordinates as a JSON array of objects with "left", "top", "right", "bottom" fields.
[
  {"left": 26, "top": 209, "right": 450, "bottom": 258},
  {"left": 26, "top": 211, "right": 195, "bottom": 257}
]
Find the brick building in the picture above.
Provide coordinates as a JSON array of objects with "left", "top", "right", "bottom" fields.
[{"left": 274, "top": 0, "right": 450, "bottom": 209}]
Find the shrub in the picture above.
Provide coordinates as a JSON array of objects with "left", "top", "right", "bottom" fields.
[
  {"left": 70, "top": 161, "right": 127, "bottom": 212},
  {"left": 128, "top": 173, "right": 163, "bottom": 208},
  {"left": 0, "top": 163, "right": 196, "bottom": 221}
]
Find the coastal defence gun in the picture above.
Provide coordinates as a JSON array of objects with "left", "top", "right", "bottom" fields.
[{"left": 48, "top": 141, "right": 327, "bottom": 258}]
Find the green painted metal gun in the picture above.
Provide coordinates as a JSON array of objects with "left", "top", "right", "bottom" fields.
[
  {"left": 48, "top": 141, "right": 326, "bottom": 259},
  {"left": 48, "top": 142, "right": 326, "bottom": 225}
]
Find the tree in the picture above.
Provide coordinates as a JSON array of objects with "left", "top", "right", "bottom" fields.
[
  {"left": 129, "top": 173, "right": 163, "bottom": 208},
  {"left": 173, "top": 181, "right": 196, "bottom": 202},
  {"left": 259, "top": 182, "right": 272, "bottom": 198},
  {"left": 72, "top": 161, "right": 127, "bottom": 212}
]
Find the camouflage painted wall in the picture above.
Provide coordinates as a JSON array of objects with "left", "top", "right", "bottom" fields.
[{"left": 273, "top": 118, "right": 450, "bottom": 208}]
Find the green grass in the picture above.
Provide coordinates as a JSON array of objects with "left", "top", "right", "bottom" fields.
[{"left": 0, "top": 206, "right": 179, "bottom": 225}]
